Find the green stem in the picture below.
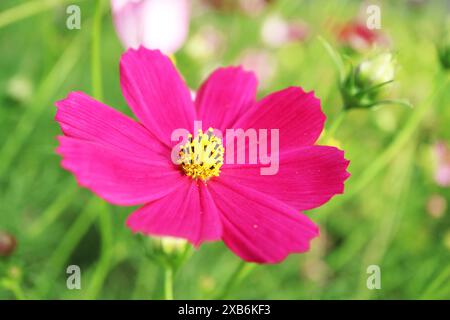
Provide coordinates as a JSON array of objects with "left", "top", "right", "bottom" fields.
[
  {"left": 39, "top": 198, "right": 99, "bottom": 297},
  {"left": 217, "top": 261, "right": 256, "bottom": 299},
  {"left": 85, "top": 202, "right": 113, "bottom": 299},
  {"left": 420, "top": 265, "right": 450, "bottom": 299},
  {"left": 163, "top": 266, "right": 174, "bottom": 300},
  {"left": 91, "top": 0, "right": 104, "bottom": 100},
  {"left": 0, "top": 31, "right": 84, "bottom": 179},
  {"left": 28, "top": 181, "right": 78, "bottom": 237},
  {"left": 327, "top": 110, "right": 346, "bottom": 139},
  {"left": 0, "top": 279, "right": 26, "bottom": 300}
]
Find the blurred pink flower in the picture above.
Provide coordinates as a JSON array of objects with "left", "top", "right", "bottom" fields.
[
  {"left": 261, "top": 15, "right": 309, "bottom": 48},
  {"left": 434, "top": 141, "right": 450, "bottom": 187},
  {"left": 111, "top": 0, "right": 190, "bottom": 53},
  {"left": 55, "top": 47, "right": 349, "bottom": 263},
  {"left": 426, "top": 194, "right": 447, "bottom": 218},
  {"left": 337, "top": 21, "right": 389, "bottom": 52},
  {"left": 185, "top": 25, "right": 225, "bottom": 59},
  {"left": 201, "top": 0, "right": 272, "bottom": 16},
  {"left": 238, "top": 48, "right": 277, "bottom": 89}
]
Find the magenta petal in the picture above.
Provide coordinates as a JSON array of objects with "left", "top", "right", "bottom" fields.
[
  {"left": 55, "top": 91, "right": 168, "bottom": 156},
  {"left": 57, "top": 136, "right": 182, "bottom": 206},
  {"left": 127, "top": 180, "right": 222, "bottom": 246},
  {"left": 120, "top": 47, "right": 196, "bottom": 145},
  {"left": 55, "top": 91, "right": 180, "bottom": 205},
  {"left": 234, "top": 87, "right": 325, "bottom": 149},
  {"left": 209, "top": 180, "right": 319, "bottom": 263},
  {"left": 196, "top": 66, "right": 257, "bottom": 131},
  {"left": 221, "top": 146, "right": 350, "bottom": 211}
]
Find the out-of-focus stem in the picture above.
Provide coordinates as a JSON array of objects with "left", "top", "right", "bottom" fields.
[
  {"left": 91, "top": 0, "right": 105, "bottom": 100},
  {"left": 40, "top": 198, "right": 99, "bottom": 297},
  {"left": 164, "top": 266, "right": 174, "bottom": 300},
  {"left": 347, "top": 73, "right": 450, "bottom": 199},
  {"left": 421, "top": 265, "right": 450, "bottom": 299},
  {"left": 217, "top": 261, "right": 256, "bottom": 299},
  {"left": 327, "top": 110, "right": 346, "bottom": 139},
  {"left": 0, "top": 30, "right": 84, "bottom": 179}
]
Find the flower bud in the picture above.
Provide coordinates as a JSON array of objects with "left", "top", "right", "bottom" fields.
[
  {"left": 156, "top": 236, "right": 188, "bottom": 255},
  {"left": 355, "top": 53, "right": 395, "bottom": 87},
  {"left": 340, "top": 52, "right": 399, "bottom": 110},
  {"left": 141, "top": 236, "right": 191, "bottom": 268},
  {"left": 0, "top": 231, "right": 16, "bottom": 257}
]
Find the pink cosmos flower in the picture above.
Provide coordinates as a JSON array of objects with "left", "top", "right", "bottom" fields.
[
  {"left": 55, "top": 47, "right": 350, "bottom": 263},
  {"left": 111, "top": 0, "right": 190, "bottom": 53}
]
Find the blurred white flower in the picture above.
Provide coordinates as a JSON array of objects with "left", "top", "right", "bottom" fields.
[
  {"left": 6, "top": 75, "right": 33, "bottom": 104},
  {"left": 111, "top": 0, "right": 190, "bottom": 54}
]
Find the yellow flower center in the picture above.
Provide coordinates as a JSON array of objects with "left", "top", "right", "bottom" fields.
[{"left": 178, "top": 128, "right": 224, "bottom": 181}]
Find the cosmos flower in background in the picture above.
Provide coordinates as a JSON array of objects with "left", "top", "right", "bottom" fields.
[
  {"left": 202, "top": 0, "right": 273, "bottom": 16},
  {"left": 433, "top": 141, "right": 450, "bottom": 187},
  {"left": 237, "top": 48, "right": 278, "bottom": 89},
  {"left": 55, "top": 47, "right": 349, "bottom": 263},
  {"left": 185, "top": 25, "right": 226, "bottom": 60},
  {"left": 261, "top": 15, "right": 310, "bottom": 48},
  {"left": 337, "top": 21, "right": 389, "bottom": 53},
  {"left": 111, "top": 0, "right": 190, "bottom": 53}
]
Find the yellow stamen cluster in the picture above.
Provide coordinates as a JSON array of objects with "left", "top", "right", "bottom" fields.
[{"left": 178, "top": 128, "right": 224, "bottom": 181}]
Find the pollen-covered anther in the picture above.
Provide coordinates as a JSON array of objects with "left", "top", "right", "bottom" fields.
[{"left": 178, "top": 128, "right": 224, "bottom": 181}]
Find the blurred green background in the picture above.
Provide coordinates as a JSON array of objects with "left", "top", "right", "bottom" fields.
[{"left": 1, "top": 0, "right": 450, "bottom": 299}]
